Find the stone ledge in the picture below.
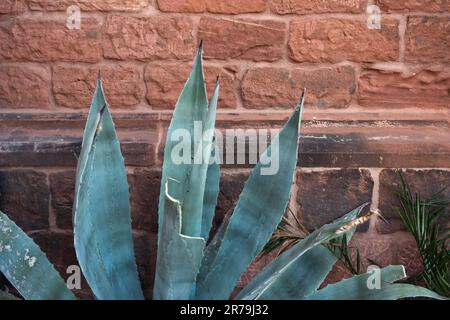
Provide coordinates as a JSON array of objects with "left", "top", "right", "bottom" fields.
[
  {"left": 0, "top": 114, "right": 448, "bottom": 168},
  {"left": 0, "top": 138, "right": 156, "bottom": 167}
]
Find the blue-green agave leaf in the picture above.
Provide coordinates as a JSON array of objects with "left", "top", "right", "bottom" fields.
[
  {"left": 305, "top": 265, "right": 446, "bottom": 300},
  {"left": 196, "top": 94, "right": 305, "bottom": 300},
  {"left": 153, "top": 180, "right": 206, "bottom": 300},
  {"left": 201, "top": 149, "right": 221, "bottom": 240},
  {"left": 158, "top": 44, "right": 211, "bottom": 240},
  {"left": 256, "top": 227, "right": 357, "bottom": 300},
  {"left": 256, "top": 246, "right": 338, "bottom": 300},
  {"left": 0, "top": 211, "right": 76, "bottom": 300},
  {"left": 182, "top": 79, "right": 219, "bottom": 237},
  {"left": 74, "top": 74, "right": 107, "bottom": 211},
  {"left": 236, "top": 203, "right": 368, "bottom": 300},
  {"left": 0, "top": 290, "right": 19, "bottom": 300},
  {"left": 73, "top": 78, "right": 143, "bottom": 300}
]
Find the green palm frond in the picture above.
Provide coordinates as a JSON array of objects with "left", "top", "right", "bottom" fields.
[{"left": 394, "top": 171, "right": 450, "bottom": 297}]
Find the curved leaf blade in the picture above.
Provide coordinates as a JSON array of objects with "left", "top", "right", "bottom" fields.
[
  {"left": 236, "top": 203, "right": 368, "bottom": 300},
  {"left": 153, "top": 180, "right": 205, "bottom": 300},
  {"left": 196, "top": 94, "right": 305, "bottom": 300},
  {"left": 305, "top": 265, "right": 446, "bottom": 300},
  {"left": 256, "top": 224, "right": 358, "bottom": 300},
  {"left": 158, "top": 44, "right": 210, "bottom": 240},
  {"left": 182, "top": 79, "right": 219, "bottom": 237},
  {"left": 73, "top": 80, "right": 143, "bottom": 300},
  {"left": 258, "top": 245, "right": 337, "bottom": 300},
  {"left": 74, "top": 75, "right": 107, "bottom": 212},
  {"left": 0, "top": 211, "right": 76, "bottom": 300}
]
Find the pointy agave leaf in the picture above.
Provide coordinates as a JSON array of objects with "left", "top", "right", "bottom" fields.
[
  {"left": 256, "top": 246, "right": 338, "bottom": 300},
  {"left": 0, "top": 211, "right": 76, "bottom": 300},
  {"left": 74, "top": 75, "right": 107, "bottom": 210},
  {"left": 158, "top": 43, "right": 214, "bottom": 240},
  {"left": 255, "top": 227, "right": 358, "bottom": 300},
  {"left": 196, "top": 94, "right": 305, "bottom": 300},
  {"left": 182, "top": 79, "right": 220, "bottom": 237},
  {"left": 0, "top": 290, "right": 19, "bottom": 300},
  {"left": 201, "top": 147, "right": 221, "bottom": 240},
  {"left": 154, "top": 75, "right": 220, "bottom": 299},
  {"left": 304, "top": 265, "right": 446, "bottom": 300},
  {"left": 73, "top": 78, "right": 143, "bottom": 300},
  {"left": 153, "top": 180, "right": 205, "bottom": 300},
  {"left": 236, "top": 203, "right": 368, "bottom": 300}
]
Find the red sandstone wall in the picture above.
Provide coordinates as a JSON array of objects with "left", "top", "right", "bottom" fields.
[{"left": 0, "top": 0, "right": 449, "bottom": 298}]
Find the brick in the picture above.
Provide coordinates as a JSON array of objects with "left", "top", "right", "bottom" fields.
[
  {"left": 53, "top": 65, "right": 144, "bottom": 109},
  {"left": 375, "top": 0, "right": 449, "bottom": 12},
  {"left": 0, "top": 170, "right": 49, "bottom": 231},
  {"left": 289, "top": 18, "right": 399, "bottom": 62},
  {"left": 0, "top": 19, "right": 102, "bottom": 63},
  {"left": 28, "top": 0, "right": 149, "bottom": 11},
  {"left": 145, "top": 62, "right": 238, "bottom": 109},
  {"left": 128, "top": 169, "right": 160, "bottom": 232},
  {"left": 352, "top": 233, "right": 422, "bottom": 277},
  {"left": 0, "top": 65, "right": 50, "bottom": 109},
  {"left": 206, "top": 0, "right": 267, "bottom": 14},
  {"left": 271, "top": 0, "right": 367, "bottom": 14},
  {"left": 157, "top": 0, "right": 266, "bottom": 13},
  {"left": 378, "top": 169, "right": 450, "bottom": 234},
  {"left": 103, "top": 15, "right": 195, "bottom": 61},
  {"left": 198, "top": 17, "right": 285, "bottom": 62},
  {"left": 49, "top": 171, "right": 75, "bottom": 230},
  {"left": 157, "top": 0, "right": 205, "bottom": 12},
  {"left": 242, "top": 66, "right": 355, "bottom": 109},
  {"left": 296, "top": 169, "right": 373, "bottom": 231},
  {"left": 405, "top": 16, "right": 450, "bottom": 63},
  {"left": 0, "top": 0, "right": 26, "bottom": 14},
  {"left": 351, "top": 234, "right": 395, "bottom": 269},
  {"left": 359, "top": 68, "right": 450, "bottom": 109},
  {"left": 395, "top": 235, "right": 422, "bottom": 276}
]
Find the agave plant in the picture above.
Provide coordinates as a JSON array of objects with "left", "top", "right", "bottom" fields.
[{"left": 0, "top": 44, "right": 446, "bottom": 300}]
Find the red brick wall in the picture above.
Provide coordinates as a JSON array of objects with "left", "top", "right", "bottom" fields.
[{"left": 0, "top": 1, "right": 449, "bottom": 298}]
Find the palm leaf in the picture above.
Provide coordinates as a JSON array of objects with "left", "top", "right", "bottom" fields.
[{"left": 394, "top": 171, "right": 450, "bottom": 297}]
